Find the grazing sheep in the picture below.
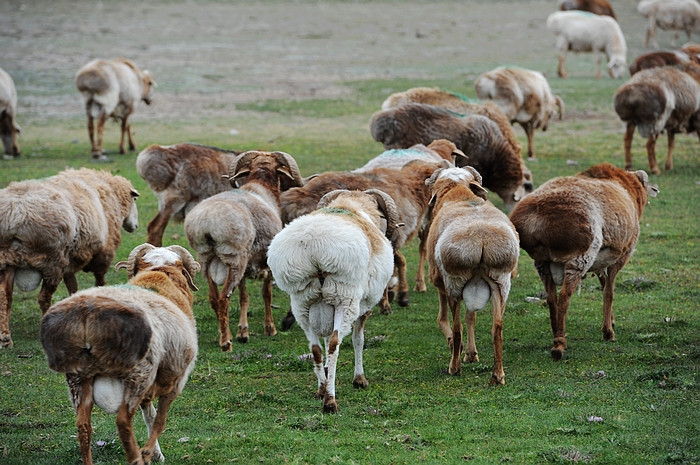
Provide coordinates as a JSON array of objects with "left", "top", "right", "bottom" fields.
[
  {"left": 426, "top": 167, "right": 519, "bottom": 384},
  {"left": 474, "top": 66, "right": 565, "bottom": 158},
  {"left": 353, "top": 138, "right": 465, "bottom": 173},
  {"left": 0, "top": 168, "right": 139, "bottom": 349},
  {"left": 267, "top": 189, "right": 398, "bottom": 412},
  {"left": 628, "top": 49, "right": 700, "bottom": 75},
  {"left": 0, "top": 67, "right": 20, "bottom": 159},
  {"left": 185, "top": 150, "right": 304, "bottom": 351},
  {"left": 369, "top": 102, "right": 534, "bottom": 211},
  {"left": 509, "top": 163, "right": 659, "bottom": 360},
  {"left": 638, "top": 0, "right": 700, "bottom": 49},
  {"left": 546, "top": 11, "right": 628, "bottom": 79},
  {"left": 281, "top": 157, "right": 450, "bottom": 314},
  {"left": 75, "top": 57, "right": 155, "bottom": 159},
  {"left": 379, "top": 87, "right": 522, "bottom": 159},
  {"left": 136, "top": 142, "right": 240, "bottom": 246},
  {"left": 558, "top": 0, "right": 617, "bottom": 19},
  {"left": 613, "top": 62, "right": 700, "bottom": 174},
  {"left": 41, "top": 244, "right": 199, "bottom": 465}
]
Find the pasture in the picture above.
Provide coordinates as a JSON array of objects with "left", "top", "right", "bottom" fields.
[{"left": 0, "top": 0, "right": 698, "bottom": 464}]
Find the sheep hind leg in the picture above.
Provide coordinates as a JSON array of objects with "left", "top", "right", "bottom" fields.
[
  {"left": 523, "top": 122, "right": 536, "bottom": 159},
  {"left": 146, "top": 202, "right": 184, "bottom": 247},
  {"left": 205, "top": 268, "right": 233, "bottom": 351},
  {"left": 623, "top": 123, "right": 636, "bottom": 170},
  {"left": 261, "top": 272, "right": 277, "bottom": 337},
  {"left": 600, "top": 260, "right": 625, "bottom": 342},
  {"left": 551, "top": 270, "right": 584, "bottom": 361},
  {"left": 72, "top": 380, "right": 95, "bottom": 465},
  {"left": 116, "top": 402, "right": 142, "bottom": 465},
  {"left": 0, "top": 268, "right": 15, "bottom": 349},
  {"left": 236, "top": 279, "right": 251, "bottom": 343},
  {"left": 646, "top": 133, "right": 661, "bottom": 175},
  {"left": 394, "top": 250, "right": 410, "bottom": 307},
  {"left": 140, "top": 394, "right": 177, "bottom": 464},
  {"left": 664, "top": 131, "right": 675, "bottom": 171},
  {"left": 448, "top": 298, "right": 464, "bottom": 375},
  {"left": 140, "top": 401, "right": 164, "bottom": 462},
  {"left": 351, "top": 313, "right": 369, "bottom": 389},
  {"left": 489, "top": 286, "right": 506, "bottom": 386},
  {"left": 463, "top": 309, "right": 479, "bottom": 364},
  {"left": 414, "top": 233, "right": 428, "bottom": 292},
  {"left": 93, "top": 111, "right": 109, "bottom": 159}
]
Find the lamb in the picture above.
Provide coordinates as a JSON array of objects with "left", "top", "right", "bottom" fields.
[
  {"left": 369, "top": 102, "right": 534, "bottom": 212},
  {"left": 184, "top": 150, "right": 304, "bottom": 351},
  {"left": 558, "top": 0, "right": 617, "bottom": 19},
  {"left": 546, "top": 11, "right": 628, "bottom": 79},
  {"left": 628, "top": 49, "right": 700, "bottom": 75},
  {"left": 426, "top": 167, "right": 519, "bottom": 384},
  {"left": 638, "top": 0, "right": 700, "bottom": 49},
  {"left": 613, "top": 62, "right": 700, "bottom": 174},
  {"left": 0, "top": 168, "right": 139, "bottom": 349},
  {"left": 75, "top": 57, "right": 155, "bottom": 159},
  {"left": 474, "top": 66, "right": 565, "bottom": 158},
  {"left": 379, "top": 87, "right": 522, "bottom": 159},
  {"left": 509, "top": 163, "right": 659, "bottom": 360},
  {"left": 40, "top": 243, "right": 200, "bottom": 465},
  {"left": 136, "top": 142, "right": 240, "bottom": 246},
  {"left": 0, "top": 66, "right": 20, "bottom": 159},
  {"left": 281, "top": 156, "right": 451, "bottom": 314},
  {"left": 267, "top": 189, "right": 398, "bottom": 412}
]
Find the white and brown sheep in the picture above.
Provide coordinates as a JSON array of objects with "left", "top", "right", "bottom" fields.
[
  {"left": 638, "top": 0, "right": 700, "bottom": 49},
  {"left": 136, "top": 142, "right": 240, "bottom": 246},
  {"left": 509, "top": 163, "right": 659, "bottom": 360},
  {"left": 0, "top": 168, "right": 139, "bottom": 349},
  {"left": 281, "top": 155, "right": 452, "bottom": 315},
  {"left": 184, "top": 150, "right": 304, "bottom": 351},
  {"left": 267, "top": 189, "right": 398, "bottom": 412},
  {"left": 369, "top": 102, "right": 534, "bottom": 212},
  {"left": 426, "top": 167, "right": 519, "bottom": 384},
  {"left": 75, "top": 57, "right": 155, "bottom": 159},
  {"left": 613, "top": 62, "right": 700, "bottom": 174},
  {"left": 628, "top": 49, "right": 700, "bottom": 75},
  {"left": 474, "top": 66, "right": 565, "bottom": 159},
  {"left": 40, "top": 244, "right": 199, "bottom": 465},
  {"left": 558, "top": 0, "right": 617, "bottom": 19},
  {"left": 546, "top": 11, "right": 628, "bottom": 79},
  {"left": 0, "top": 66, "right": 20, "bottom": 159}
]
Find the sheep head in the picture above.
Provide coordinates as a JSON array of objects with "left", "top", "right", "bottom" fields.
[
  {"left": 426, "top": 167, "right": 488, "bottom": 206},
  {"left": 115, "top": 243, "right": 201, "bottom": 291},
  {"left": 228, "top": 150, "right": 304, "bottom": 191},
  {"left": 634, "top": 169, "right": 659, "bottom": 201},
  {"left": 317, "top": 189, "right": 402, "bottom": 240}
]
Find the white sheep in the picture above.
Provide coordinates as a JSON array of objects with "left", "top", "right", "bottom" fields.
[
  {"left": 426, "top": 167, "right": 519, "bottom": 384},
  {"left": 613, "top": 62, "right": 700, "bottom": 174},
  {"left": 638, "top": 0, "right": 700, "bottom": 49},
  {"left": 184, "top": 150, "right": 304, "bottom": 351},
  {"left": 0, "top": 168, "right": 139, "bottom": 349},
  {"left": 40, "top": 243, "right": 200, "bottom": 465},
  {"left": 0, "top": 66, "right": 20, "bottom": 159},
  {"left": 267, "top": 189, "right": 398, "bottom": 412},
  {"left": 509, "top": 163, "right": 659, "bottom": 360},
  {"left": 474, "top": 66, "right": 564, "bottom": 159},
  {"left": 136, "top": 142, "right": 240, "bottom": 246},
  {"left": 546, "top": 11, "right": 628, "bottom": 78},
  {"left": 75, "top": 57, "right": 155, "bottom": 159}
]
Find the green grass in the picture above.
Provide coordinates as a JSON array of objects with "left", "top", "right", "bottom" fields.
[{"left": 1, "top": 40, "right": 699, "bottom": 465}]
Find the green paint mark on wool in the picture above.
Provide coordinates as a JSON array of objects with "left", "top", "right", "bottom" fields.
[
  {"left": 448, "top": 91, "right": 477, "bottom": 103},
  {"left": 320, "top": 207, "right": 355, "bottom": 216}
]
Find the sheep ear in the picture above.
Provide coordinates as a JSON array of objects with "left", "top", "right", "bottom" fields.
[
  {"left": 130, "top": 189, "right": 140, "bottom": 198},
  {"left": 471, "top": 182, "right": 489, "bottom": 200},
  {"left": 635, "top": 170, "right": 659, "bottom": 198}
]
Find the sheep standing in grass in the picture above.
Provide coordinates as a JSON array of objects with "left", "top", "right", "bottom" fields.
[
  {"left": 475, "top": 66, "right": 564, "bottom": 159},
  {"left": 136, "top": 142, "right": 240, "bottom": 246},
  {"left": 613, "top": 62, "right": 700, "bottom": 174},
  {"left": 369, "top": 103, "right": 533, "bottom": 211},
  {"left": 0, "top": 67, "right": 20, "bottom": 159},
  {"left": 628, "top": 49, "right": 700, "bottom": 75},
  {"left": 638, "top": 0, "right": 700, "bottom": 49},
  {"left": 546, "top": 11, "right": 628, "bottom": 79},
  {"left": 41, "top": 244, "right": 200, "bottom": 465},
  {"left": 76, "top": 57, "right": 154, "bottom": 159},
  {"left": 426, "top": 167, "right": 519, "bottom": 384},
  {"left": 268, "top": 189, "right": 398, "bottom": 412},
  {"left": 509, "top": 163, "right": 659, "bottom": 360},
  {"left": 0, "top": 168, "right": 139, "bottom": 349},
  {"left": 185, "top": 150, "right": 304, "bottom": 351}
]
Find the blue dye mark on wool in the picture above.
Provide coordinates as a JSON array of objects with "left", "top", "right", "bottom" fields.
[{"left": 379, "top": 148, "right": 424, "bottom": 158}]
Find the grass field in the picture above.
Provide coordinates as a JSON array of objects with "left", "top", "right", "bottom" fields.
[{"left": 1, "top": 1, "right": 699, "bottom": 464}]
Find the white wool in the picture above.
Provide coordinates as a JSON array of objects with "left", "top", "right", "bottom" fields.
[
  {"left": 436, "top": 167, "right": 478, "bottom": 184},
  {"left": 142, "top": 248, "right": 181, "bottom": 267},
  {"left": 14, "top": 268, "right": 42, "bottom": 292},
  {"left": 463, "top": 277, "right": 491, "bottom": 311},
  {"left": 93, "top": 376, "right": 124, "bottom": 414}
]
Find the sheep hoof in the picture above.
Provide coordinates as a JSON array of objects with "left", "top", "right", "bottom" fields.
[
  {"left": 264, "top": 324, "right": 277, "bottom": 337},
  {"left": 397, "top": 292, "right": 410, "bottom": 307},
  {"left": 490, "top": 373, "right": 506, "bottom": 386},
  {"left": 322, "top": 396, "right": 338, "bottom": 413},
  {"left": 448, "top": 365, "right": 462, "bottom": 376},
  {"left": 379, "top": 304, "right": 393, "bottom": 315},
  {"left": 414, "top": 282, "right": 427, "bottom": 292},
  {"left": 602, "top": 329, "right": 616, "bottom": 341},
  {"left": 463, "top": 352, "right": 479, "bottom": 363},
  {"left": 220, "top": 340, "right": 232, "bottom": 352},
  {"left": 280, "top": 310, "right": 296, "bottom": 331},
  {"left": 0, "top": 334, "right": 12, "bottom": 349},
  {"left": 353, "top": 374, "right": 368, "bottom": 389},
  {"left": 651, "top": 167, "right": 661, "bottom": 175},
  {"left": 237, "top": 325, "right": 249, "bottom": 343}
]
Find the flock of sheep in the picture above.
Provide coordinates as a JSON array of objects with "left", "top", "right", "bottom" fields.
[{"left": 0, "top": 0, "right": 698, "bottom": 464}]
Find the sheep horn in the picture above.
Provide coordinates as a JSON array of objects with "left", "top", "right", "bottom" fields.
[
  {"left": 228, "top": 150, "right": 260, "bottom": 186},
  {"left": 272, "top": 151, "right": 305, "bottom": 189},
  {"left": 115, "top": 243, "right": 156, "bottom": 278},
  {"left": 166, "top": 245, "right": 201, "bottom": 291},
  {"left": 317, "top": 189, "right": 351, "bottom": 209},
  {"left": 364, "top": 188, "right": 402, "bottom": 241}
]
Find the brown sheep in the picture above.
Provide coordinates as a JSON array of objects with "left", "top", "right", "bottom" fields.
[
  {"left": 558, "top": 0, "right": 617, "bottom": 19},
  {"left": 76, "top": 57, "right": 155, "bottom": 159},
  {"left": 509, "top": 163, "right": 659, "bottom": 360},
  {"left": 628, "top": 49, "right": 700, "bottom": 75},
  {"left": 136, "top": 143, "right": 240, "bottom": 246},
  {"left": 426, "top": 167, "right": 519, "bottom": 384},
  {"left": 41, "top": 244, "right": 199, "bottom": 465},
  {"left": 614, "top": 62, "right": 700, "bottom": 174}
]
